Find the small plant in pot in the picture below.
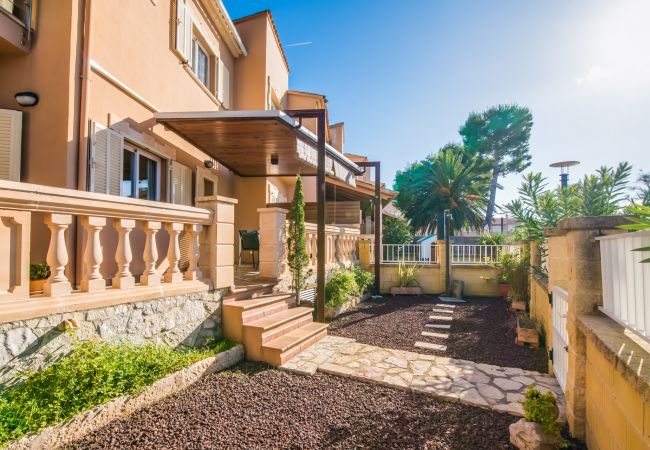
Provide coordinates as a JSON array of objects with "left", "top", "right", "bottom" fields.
[
  {"left": 506, "top": 249, "right": 530, "bottom": 311},
  {"left": 510, "top": 385, "right": 563, "bottom": 449},
  {"left": 29, "top": 262, "right": 50, "bottom": 293},
  {"left": 390, "top": 261, "right": 421, "bottom": 295},
  {"left": 515, "top": 313, "right": 540, "bottom": 347},
  {"left": 493, "top": 251, "right": 516, "bottom": 299}
]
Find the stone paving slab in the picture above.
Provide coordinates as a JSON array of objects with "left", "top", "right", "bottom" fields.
[
  {"left": 429, "top": 315, "right": 453, "bottom": 321},
  {"left": 425, "top": 324, "right": 451, "bottom": 329},
  {"left": 436, "top": 304, "right": 456, "bottom": 308},
  {"left": 280, "top": 336, "right": 566, "bottom": 419},
  {"left": 421, "top": 331, "right": 448, "bottom": 338},
  {"left": 414, "top": 341, "right": 447, "bottom": 351},
  {"left": 438, "top": 297, "right": 466, "bottom": 303},
  {"left": 431, "top": 308, "right": 454, "bottom": 314}
]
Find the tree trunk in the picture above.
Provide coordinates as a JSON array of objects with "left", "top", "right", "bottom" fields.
[{"left": 485, "top": 166, "right": 499, "bottom": 230}]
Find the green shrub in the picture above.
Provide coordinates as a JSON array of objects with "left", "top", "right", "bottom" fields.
[
  {"left": 396, "top": 261, "right": 419, "bottom": 287},
  {"left": 352, "top": 265, "right": 374, "bottom": 294},
  {"left": 0, "top": 339, "right": 233, "bottom": 446},
  {"left": 325, "top": 269, "right": 359, "bottom": 307},
  {"left": 478, "top": 232, "right": 506, "bottom": 245},
  {"left": 29, "top": 263, "right": 49, "bottom": 281},
  {"left": 521, "top": 385, "right": 561, "bottom": 436}
]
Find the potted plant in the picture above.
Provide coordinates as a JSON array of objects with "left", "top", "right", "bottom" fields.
[
  {"left": 508, "top": 249, "right": 530, "bottom": 311},
  {"left": 29, "top": 262, "right": 50, "bottom": 293},
  {"left": 515, "top": 314, "right": 540, "bottom": 347},
  {"left": 510, "top": 386, "right": 562, "bottom": 449},
  {"left": 494, "top": 251, "right": 516, "bottom": 298},
  {"left": 390, "top": 261, "right": 421, "bottom": 295}
]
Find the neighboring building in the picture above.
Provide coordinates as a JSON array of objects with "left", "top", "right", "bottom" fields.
[{"left": 0, "top": 1, "right": 389, "bottom": 373}]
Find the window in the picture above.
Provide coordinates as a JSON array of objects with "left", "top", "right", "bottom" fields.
[
  {"left": 191, "top": 37, "right": 210, "bottom": 88},
  {"left": 122, "top": 143, "right": 160, "bottom": 201}
]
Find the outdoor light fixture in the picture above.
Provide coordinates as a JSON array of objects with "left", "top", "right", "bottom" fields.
[
  {"left": 204, "top": 160, "right": 215, "bottom": 169},
  {"left": 270, "top": 154, "right": 279, "bottom": 165},
  {"left": 15, "top": 92, "right": 39, "bottom": 107}
]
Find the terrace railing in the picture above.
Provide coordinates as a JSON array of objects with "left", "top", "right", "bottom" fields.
[
  {"left": 381, "top": 244, "right": 438, "bottom": 265},
  {"left": 596, "top": 230, "right": 650, "bottom": 342},
  {"left": 450, "top": 244, "right": 518, "bottom": 265},
  {"left": 304, "top": 222, "right": 360, "bottom": 265}
]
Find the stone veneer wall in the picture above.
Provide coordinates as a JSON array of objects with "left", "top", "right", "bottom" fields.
[{"left": 0, "top": 289, "right": 224, "bottom": 386}]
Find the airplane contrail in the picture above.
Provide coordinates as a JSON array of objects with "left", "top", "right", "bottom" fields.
[{"left": 285, "top": 41, "right": 313, "bottom": 47}]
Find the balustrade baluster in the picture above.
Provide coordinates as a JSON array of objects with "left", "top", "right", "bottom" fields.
[
  {"left": 113, "top": 219, "right": 135, "bottom": 289},
  {"left": 141, "top": 221, "right": 161, "bottom": 286},
  {"left": 44, "top": 213, "right": 73, "bottom": 297},
  {"left": 184, "top": 224, "right": 202, "bottom": 281},
  {"left": 164, "top": 223, "right": 184, "bottom": 283},
  {"left": 79, "top": 216, "right": 106, "bottom": 292}
]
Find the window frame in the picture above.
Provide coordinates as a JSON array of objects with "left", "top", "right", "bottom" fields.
[
  {"left": 191, "top": 32, "right": 211, "bottom": 90},
  {"left": 122, "top": 142, "right": 162, "bottom": 202}
]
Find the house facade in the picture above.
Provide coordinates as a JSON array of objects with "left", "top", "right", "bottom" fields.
[{"left": 0, "top": 1, "right": 388, "bottom": 377}]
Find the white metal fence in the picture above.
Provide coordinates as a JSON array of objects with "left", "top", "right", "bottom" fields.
[
  {"left": 597, "top": 230, "right": 650, "bottom": 342},
  {"left": 381, "top": 244, "right": 438, "bottom": 264},
  {"left": 552, "top": 285, "right": 569, "bottom": 393},
  {"left": 450, "top": 244, "right": 519, "bottom": 265}
]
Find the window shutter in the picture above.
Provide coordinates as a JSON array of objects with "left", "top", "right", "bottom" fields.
[
  {"left": 170, "top": 161, "right": 193, "bottom": 206},
  {"left": 175, "top": 0, "right": 193, "bottom": 64},
  {"left": 217, "top": 59, "right": 230, "bottom": 108},
  {"left": 89, "top": 121, "right": 123, "bottom": 195},
  {"left": 0, "top": 109, "right": 22, "bottom": 182}
]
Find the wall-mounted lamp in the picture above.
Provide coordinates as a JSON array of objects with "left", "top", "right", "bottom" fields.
[
  {"left": 15, "top": 92, "right": 39, "bottom": 107},
  {"left": 204, "top": 160, "right": 215, "bottom": 169},
  {"left": 270, "top": 154, "right": 279, "bottom": 165}
]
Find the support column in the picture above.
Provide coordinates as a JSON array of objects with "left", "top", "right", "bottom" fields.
[
  {"left": 257, "top": 207, "right": 288, "bottom": 280},
  {"left": 437, "top": 239, "right": 448, "bottom": 294},
  {"left": 44, "top": 213, "right": 73, "bottom": 297},
  {"left": 196, "top": 195, "right": 237, "bottom": 289},
  {"left": 80, "top": 216, "right": 106, "bottom": 292},
  {"left": 112, "top": 219, "right": 135, "bottom": 289},
  {"left": 141, "top": 221, "right": 161, "bottom": 286}
]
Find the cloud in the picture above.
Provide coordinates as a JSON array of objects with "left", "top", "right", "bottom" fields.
[{"left": 576, "top": 65, "right": 616, "bottom": 86}]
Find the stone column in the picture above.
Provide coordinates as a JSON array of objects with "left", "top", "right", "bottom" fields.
[
  {"left": 44, "top": 213, "right": 73, "bottom": 297},
  {"left": 359, "top": 236, "right": 373, "bottom": 270},
  {"left": 545, "top": 216, "right": 628, "bottom": 439},
  {"left": 257, "top": 207, "right": 288, "bottom": 280},
  {"left": 197, "top": 195, "right": 237, "bottom": 289}
]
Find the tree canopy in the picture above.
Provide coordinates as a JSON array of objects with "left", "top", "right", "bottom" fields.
[
  {"left": 394, "top": 145, "right": 487, "bottom": 235},
  {"left": 459, "top": 104, "right": 533, "bottom": 229},
  {"left": 382, "top": 216, "right": 413, "bottom": 244}
]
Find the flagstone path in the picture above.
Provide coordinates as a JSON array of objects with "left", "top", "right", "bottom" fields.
[{"left": 280, "top": 335, "right": 565, "bottom": 418}]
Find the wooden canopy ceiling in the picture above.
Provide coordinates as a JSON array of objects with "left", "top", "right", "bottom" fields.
[
  {"left": 326, "top": 176, "right": 397, "bottom": 203},
  {"left": 155, "top": 111, "right": 361, "bottom": 184}
]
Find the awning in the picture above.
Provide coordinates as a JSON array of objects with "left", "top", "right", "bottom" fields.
[
  {"left": 155, "top": 110, "right": 362, "bottom": 186},
  {"left": 326, "top": 176, "right": 397, "bottom": 202}
]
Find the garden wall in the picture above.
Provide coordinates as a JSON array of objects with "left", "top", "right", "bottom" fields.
[
  {"left": 379, "top": 264, "right": 498, "bottom": 296},
  {"left": 529, "top": 274, "right": 553, "bottom": 375},
  {"left": 449, "top": 266, "right": 499, "bottom": 297},
  {"left": 379, "top": 265, "right": 442, "bottom": 294},
  {"left": 0, "top": 289, "right": 225, "bottom": 386}
]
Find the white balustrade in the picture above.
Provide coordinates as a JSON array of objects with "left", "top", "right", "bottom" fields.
[
  {"left": 381, "top": 243, "right": 438, "bottom": 265},
  {"left": 450, "top": 244, "right": 518, "bottom": 265}
]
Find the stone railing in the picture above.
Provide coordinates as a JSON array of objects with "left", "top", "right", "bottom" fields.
[
  {"left": 0, "top": 180, "right": 236, "bottom": 321},
  {"left": 256, "top": 207, "right": 361, "bottom": 280}
]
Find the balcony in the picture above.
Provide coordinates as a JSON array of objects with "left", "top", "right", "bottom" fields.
[{"left": 0, "top": 0, "right": 32, "bottom": 54}]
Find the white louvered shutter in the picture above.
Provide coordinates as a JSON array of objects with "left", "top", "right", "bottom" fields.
[
  {"left": 218, "top": 60, "right": 230, "bottom": 108},
  {"left": 175, "top": 0, "right": 193, "bottom": 64},
  {"left": 89, "top": 121, "right": 123, "bottom": 196},
  {"left": 0, "top": 109, "right": 22, "bottom": 182},
  {"left": 170, "top": 161, "right": 193, "bottom": 206}
]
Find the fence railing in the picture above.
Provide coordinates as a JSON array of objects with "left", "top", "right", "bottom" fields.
[
  {"left": 304, "top": 222, "right": 360, "bottom": 265},
  {"left": 381, "top": 244, "right": 438, "bottom": 265},
  {"left": 450, "top": 244, "right": 518, "bottom": 265},
  {"left": 596, "top": 230, "right": 650, "bottom": 342}
]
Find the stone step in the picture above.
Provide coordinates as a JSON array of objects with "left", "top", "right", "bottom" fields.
[
  {"left": 262, "top": 322, "right": 329, "bottom": 366},
  {"left": 421, "top": 331, "right": 449, "bottom": 339},
  {"left": 431, "top": 308, "right": 454, "bottom": 314},
  {"left": 243, "top": 307, "right": 314, "bottom": 361},
  {"left": 224, "top": 282, "right": 277, "bottom": 301},
  {"left": 435, "top": 304, "right": 456, "bottom": 309},
  {"left": 429, "top": 315, "right": 453, "bottom": 321},
  {"left": 223, "top": 293, "right": 295, "bottom": 343},
  {"left": 414, "top": 341, "right": 447, "bottom": 351},
  {"left": 425, "top": 323, "right": 451, "bottom": 329},
  {"left": 438, "top": 296, "right": 466, "bottom": 303}
]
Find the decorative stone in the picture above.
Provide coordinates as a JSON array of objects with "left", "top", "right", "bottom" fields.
[
  {"left": 494, "top": 377, "right": 524, "bottom": 391},
  {"left": 458, "top": 388, "right": 489, "bottom": 407},
  {"left": 6, "top": 327, "right": 38, "bottom": 357},
  {"left": 385, "top": 356, "right": 408, "bottom": 369},
  {"left": 464, "top": 371, "right": 490, "bottom": 384},
  {"left": 477, "top": 383, "right": 505, "bottom": 400},
  {"left": 509, "top": 418, "right": 561, "bottom": 450},
  {"left": 512, "top": 375, "right": 535, "bottom": 385}
]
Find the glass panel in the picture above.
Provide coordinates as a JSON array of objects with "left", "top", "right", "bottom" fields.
[
  {"left": 196, "top": 44, "right": 209, "bottom": 87},
  {"left": 138, "top": 154, "right": 157, "bottom": 200},
  {"left": 122, "top": 149, "right": 135, "bottom": 198}
]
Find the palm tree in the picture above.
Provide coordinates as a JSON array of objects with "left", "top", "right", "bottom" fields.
[{"left": 394, "top": 146, "right": 487, "bottom": 235}]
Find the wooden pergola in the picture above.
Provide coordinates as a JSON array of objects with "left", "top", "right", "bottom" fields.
[{"left": 155, "top": 109, "right": 382, "bottom": 321}]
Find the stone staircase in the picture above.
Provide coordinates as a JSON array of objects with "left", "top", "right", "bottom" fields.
[{"left": 223, "top": 280, "right": 328, "bottom": 366}]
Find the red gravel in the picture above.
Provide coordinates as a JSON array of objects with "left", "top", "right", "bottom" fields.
[
  {"left": 328, "top": 295, "right": 548, "bottom": 373},
  {"left": 69, "top": 362, "right": 518, "bottom": 449}
]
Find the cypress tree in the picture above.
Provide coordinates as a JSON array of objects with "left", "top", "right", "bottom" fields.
[{"left": 287, "top": 175, "right": 309, "bottom": 303}]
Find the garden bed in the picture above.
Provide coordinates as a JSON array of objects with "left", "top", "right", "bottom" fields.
[
  {"left": 70, "top": 361, "right": 519, "bottom": 449},
  {"left": 324, "top": 292, "right": 371, "bottom": 319},
  {"left": 328, "top": 295, "right": 548, "bottom": 373}
]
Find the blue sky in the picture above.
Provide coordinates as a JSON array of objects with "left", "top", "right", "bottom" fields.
[{"left": 224, "top": 0, "right": 650, "bottom": 208}]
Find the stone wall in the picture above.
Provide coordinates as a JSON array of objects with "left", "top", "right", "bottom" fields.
[
  {"left": 529, "top": 274, "right": 553, "bottom": 375},
  {"left": 0, "top": 289, "right": 224, "bottom": 386}
]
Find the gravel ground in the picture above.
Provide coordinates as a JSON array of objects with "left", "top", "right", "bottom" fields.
[
  {"left": 328, "top": 295, "right": 549, "bottom": 373},
  {"left": 69, "top": 362, "right": 519, "bottom": 450}
]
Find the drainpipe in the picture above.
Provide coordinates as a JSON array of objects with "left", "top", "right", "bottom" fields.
[{"left": 77, "top": 0, "right": 92, "bottom": 191}]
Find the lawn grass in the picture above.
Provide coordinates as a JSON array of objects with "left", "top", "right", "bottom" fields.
[{"left": 0, "top": 338, "right": 234, "bottom": 446}]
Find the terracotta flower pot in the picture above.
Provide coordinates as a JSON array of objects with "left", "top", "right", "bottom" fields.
[
  {"left": 497, "top": 283, "right": 511, "bottom": 298},
  {"left": 390, "top": 286, "right": 422, "bottom": 295},
  {"left": 29, "top": 279, "right": 46, "bottom": 294}
]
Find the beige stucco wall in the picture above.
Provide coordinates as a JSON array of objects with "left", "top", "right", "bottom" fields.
[
  {"left": 379, "top": 265, "right": 442, "bottom": 294},
  {"left": 585, "top": 339, "right": 650, "bottom": 449},
  {"left": 233, "top": 177, "right": 266, "bottom": 263},
  {"left": 450, "top": 265, "right": 500, "bottom": 297}
]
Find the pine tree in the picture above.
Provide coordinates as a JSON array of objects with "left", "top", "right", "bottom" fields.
[{"left": 287, "top": 175, "right": 309, "bottom": 303}]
